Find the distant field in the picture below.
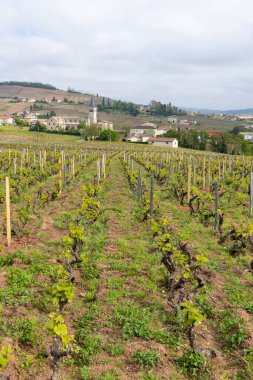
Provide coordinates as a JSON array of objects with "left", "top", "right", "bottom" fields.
[
  {"left": 0, "top": 85, "right": 105, "bottom": 103},
  {"left": 0, "top": 125, "right": 81, "bottom": 144},
  {"left": 0, "top": 85, "right": 107, "bottom": 114},
  {"left": 97, "top": 112, "right": 240, "bottom": 132}
]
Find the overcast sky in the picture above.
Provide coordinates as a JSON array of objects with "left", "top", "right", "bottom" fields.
[{"left": 1, "top": 0, "right": 253, "bottom": 109}]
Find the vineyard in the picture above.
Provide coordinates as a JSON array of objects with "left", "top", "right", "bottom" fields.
[{"left": 0, "top": 141, "right": 252, "bottom": 380}]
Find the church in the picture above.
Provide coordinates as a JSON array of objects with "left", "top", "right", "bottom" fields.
[{"left": 46, "top": 96, "right": 113, "bottom": 131}]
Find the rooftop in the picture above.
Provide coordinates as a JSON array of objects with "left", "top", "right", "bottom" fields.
[
  {"left": 131, "top": 125, "right": 156, "bottom": 130},
  {"left": 148, "top": 137, "right": 177, "bottom": 142}
]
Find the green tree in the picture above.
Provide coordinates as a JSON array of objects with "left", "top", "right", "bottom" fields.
[
  {"left": 99, "top": 130, "right": 117, "bottom": 141},
  {"left": 30, "top": 121, "right": 47, "bottom": 132},
  {"left": 210, "top": 134, "right": 227, "bottom": 153},
  {"left": 81, "top": 125, "right": 101, "bottom": 139},
  {"left": 231, "top": 126, "right": 240, "bottom": 135},
  {"left": 241, "top": 140, "right": 252, "bottom": 155},
  {"left": 78, "top": 120, "right": 86, "bottom": 129}
]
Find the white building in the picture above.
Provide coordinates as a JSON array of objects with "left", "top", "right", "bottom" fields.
[
  {"left": 97, "top": 120, "right": 113, "bottom": 131},
  {"left": 47, "top": 116, "right": 81, "bottom": 130},
  {"left": 130, "top": 123, "right": 157, "bottom": 136},
  {"left": 155, "top": 125, "right": 173, "bottom": 136},
  {"left": 168, "top": 116, "right": 178, "bottom": 123},
  {"left": 23, "top": 112, "right": 40, "bottom": 124},
  {"left": 0, "top": 115, "right": 14, "bottom": 125},
  {"left": 148, "top": 137, "right": 178, "bottom": 148},
  {"left": 124, "top": 135, "right": 141, "bottom": 142},
  {"left": 241, "top": 132, "right": 253, "bottom": 141}
]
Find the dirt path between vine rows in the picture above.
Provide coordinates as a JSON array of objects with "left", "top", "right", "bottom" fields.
[{"left": 87, "top": 158, "right": 181, "bottom": 380}]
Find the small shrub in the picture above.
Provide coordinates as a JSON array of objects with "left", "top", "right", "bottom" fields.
[
  {"left": 80, "top": 366, "right": 90, "bottom": 380},
  {"left": 10, "top": 317, "right": 38, "bottom": 346},
  {"left": 77, "top": 336, "right": 101, "bottom": 365},
  {"left": 0, "top": 345, "right": 12, "bottom": 370},
  {"left": 218, "top": 310, "right": 247, "bottom": 349},
  {"left": 112, "top": 303, "right": 152, "bottom": 340},
  {"left": 132, "top": 349, "right": 161, "bottom": 367},
  {"left": 177, "top": 350, "right": 208, "bottom": 378},
  {"left": 104, "top": 343, "right": 124, "bottom": 357}
]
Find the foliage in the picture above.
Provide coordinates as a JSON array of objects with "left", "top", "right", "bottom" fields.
[
  {"left": 165, "top": 129, "right": 208, "bottom": 150},
  {"left": 132, "top": 349, "right": 161, "bottom": 367},
  {"left": 47, "top": 313, "right": 74, "bottom": 346},
  {"left": 0, "top": 81, "right": 57, "bottom": 89},
  {"left": 177, "top": 350, "right": 207, "bottom": 377},
  {"left": 99, "top": 129, "right": 118, "bottom": 141},
  {"left": 0, "top": 346, "right": 12, "bottom": 370},
  {"left": 149, "top": 100, "right": 186, "bottom": 116},
  {"left": 98, "top": 99, "right": 140, "bottom": 116},
  {"left": 218, "top": 310, "right": 247, "bottom": 349},
  {"left": 178, "top": 301, "right": 205, "bottom": 327},
  {"left": 10, "top": 318, "right": 38, "bottom": 346},
  {"left": 29, "top": 120, "right": 47, "bottom": 132}
]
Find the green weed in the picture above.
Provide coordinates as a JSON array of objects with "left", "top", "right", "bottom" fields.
[
  {"left": 132, "top": 349, "right": 161, "bottom": 367},
  {"left": 104, "top": 343, "right": 124, "bottom": 357},
  {"left": 217, "top": 310, "right": 247, "bottom": 350},
  {"left": 177, "top": 349, "right": 209, "bottom": 378},
  {"left": 10, "top": 317, "right": 39, "bottom": 346}
]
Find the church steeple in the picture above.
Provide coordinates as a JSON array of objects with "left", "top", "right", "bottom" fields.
[
  {"left": 90, "top": 96, "right": 95, "bottom": 110},
  {"left": 87, "top": 95, "right": 97, "bottom": 125}
]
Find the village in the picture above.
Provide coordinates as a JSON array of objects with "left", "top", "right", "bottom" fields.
[{"left": 1, "top": 90, "right": 253, "bottom": 152}]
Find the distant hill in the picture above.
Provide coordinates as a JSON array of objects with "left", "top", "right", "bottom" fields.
[
  {"left": 0, "top": 83, "right": 109, "bottom": 115},
  {"left": 183, "top": 106, "right": 253, "bottom": 116},
  {"left": 222, "top": 108, "right": 253, "bottom": 115},
  {"left": 0, "top": 83, "right": 98, "bottom": 103}
]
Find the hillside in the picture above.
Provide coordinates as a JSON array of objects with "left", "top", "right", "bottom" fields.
[
  {"left": 0, "top": 83, "right": 243, "bottom": 132},
  {"left": 0, "top": 84, "right": 107, "bottom": 114}
]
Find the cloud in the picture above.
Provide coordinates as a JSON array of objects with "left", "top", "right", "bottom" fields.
[{"left": 1, "top": 0, "right": 253, "bottom": 108}]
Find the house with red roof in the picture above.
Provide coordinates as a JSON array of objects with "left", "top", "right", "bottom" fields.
[{"left": 0, "top": 115, "right": 14, "bottom": 125}]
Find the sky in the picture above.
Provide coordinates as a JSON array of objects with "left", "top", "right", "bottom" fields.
[{"left": 1, "top": 0, "right": 253, "bottom": 109}]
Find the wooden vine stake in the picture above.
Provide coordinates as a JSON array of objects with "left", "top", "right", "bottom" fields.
[
  {"left": 97, "top": 159, "right": 100, "bottom": 183},
  {"left": 214, "top": 182, "right": 219, "bottom": 231},
  {"left": 5, "top": 177, "right": 11, "bottom": 247},
  {"left": 58, "top": 159, "right": 62, "bottom": 195},
  {"left": 187, "top": 164, "right": 191, "bottom": 203},
  {"left": 150, "top": 176, "right": 154, "bottom": 219},
  {"left": 137, "top": 167, "right": 142, "bottom": 202},
  {"left": 202, "top": 156, "right": 206, "bottom": 190},
  {"left": 218, "top": 160, "right": 221, "bottom": 180},
  {"left": 72, "top": 156, "right": 75, "bottom": 178},
  {"left": 207, "top": 159, "right": 211, "bottom": 191},
  {"left": 193, "top": 160, "right": 196, "bottom": 185},
  {"left": 102, "top": 154, "right": 106, "bottom": 178},
  {"left": 250, "top": 172, "right": 253, "bottom": 216}
]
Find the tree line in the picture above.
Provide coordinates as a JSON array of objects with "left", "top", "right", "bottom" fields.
[
  {"left": 149, "top": 100, "right": 187, "bottom": 116},
  {"left": 0, "top": 81, "right": 57, "bottom": 90},
  {"left": 165, "top": 127, "right": 253, "bottom": 155}
]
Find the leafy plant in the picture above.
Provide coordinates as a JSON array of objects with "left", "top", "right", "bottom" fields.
[
  {"left": 10, "top": 317, "right": 38, "bottom": 346},
  {"left": 218, "top": 310, "right": 247, "bottom": 349},
  {"left": 177, "top": 349, "right": 207, "bottom": 377},
  {"left": 132, "top": 349, "right": 161, "bottom": 367},
  {"left": 0, "top": 345, "right": 12, "bottom": 370},
  {"left": 47, "top": 313, "right": 73, "bottom": 346}
]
